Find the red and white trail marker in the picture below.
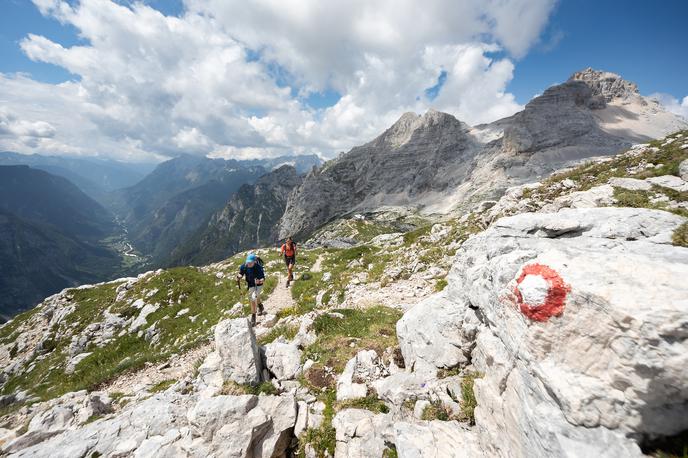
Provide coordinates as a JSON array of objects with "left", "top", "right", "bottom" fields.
[{"left": 514, "top": 263, "right": 571, "bottom": 322}]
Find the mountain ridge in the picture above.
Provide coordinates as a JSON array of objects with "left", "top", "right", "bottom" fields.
[{"left": 278, "top": 68, "right": 688, "bottom": 239}]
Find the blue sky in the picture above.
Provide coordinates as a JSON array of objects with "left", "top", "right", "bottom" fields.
[
  {"left": 508, "top": 0, "right": 688, "bottom": 102},
  {"left": 3, "top": 0, "right": 686, "bottom": 105},
  {"left": 0, "top": 0, "right": 686, "bottom": 161}
]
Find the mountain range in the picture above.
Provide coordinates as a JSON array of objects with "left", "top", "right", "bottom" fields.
[
  {"left": 277, "top": 68, "right": 688, "bottom": 239},
  {"left": 167, "top": 164, "right": 304, "bottom": 266},
  {"left": 0, "top": 152, "right": 155, "bottom": 206}
]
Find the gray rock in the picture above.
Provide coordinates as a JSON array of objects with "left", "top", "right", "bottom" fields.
[
  {"left": 333, "top": 409, "right": 394, "bottom": 458},
  {"left": 409, "top": 206, "right": 688, "bottom": 457},
  {"left": 680, "top": 159, "right": 688, "bottom": 181},
  {"left": 214, "top": 317, "right": 263, "bottom": 385},
  {"left": 646, "top": 174, "right": 688, "bottom": 192},
  {"left": 394, "top": 421, "right": 481, "bottom": 458},
  {"left": 608, "top": 177, "right": 652, "bottom": 191},
  {"left": 336, "top": 350, "right": 388, "bottom": 401},
  {"left": 396, "top": 294, "right": 478, "bottom": 376},
  {"left": 264, "top": 339, "right": 302, "bottom": 381},
  {"left": 548, "top": 184, "right": 615, "bottom": 211},
  {"left": 280, "top": 69, "right": 686, "bottom": 240},
  {"left": 9, "top": 392, "right": 297, "bottom": 457}
]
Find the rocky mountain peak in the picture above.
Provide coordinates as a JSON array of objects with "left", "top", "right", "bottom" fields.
[
  {"left": 382, "top": 109, "right": 461, "bottom": 148},
  {"left": 569, "top": 67, "right": 639, "bottom": 101}
]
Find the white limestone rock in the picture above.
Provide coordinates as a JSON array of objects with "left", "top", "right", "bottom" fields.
[
  {"left": 129, "top": 303, "right": 158, "bottom": 331},
  {"left": 546, "top": 184, "right": 615, "bottom": 211},
  {"left": 332, "top": 409, "right": 394, "bottom": 458},
  {"left": 646, "top": 174, "right": 688, "bottom": 192},
  {"left": 442, "top": 207, "right": 687, "bottom": 457},
  {"left": 608, "top": 177, "right": 652, "bottom": 191},
  {"left": 336, "top": 350, "right": 389, "bottom": 401},
  {"left": 680, "top": 159, "right": 688, "bottom": 181},
  {"left": 396, "top": 294, "right": 479, "bottom": 376},
  {"left": 394, "top": 421, "right": 481, "bottom": 458},
  {"left": 214, "top": 318, "right": 263, "bottom": 385},
  {"left": 264, "top": 339, "right": 302, "bottom": 381}
]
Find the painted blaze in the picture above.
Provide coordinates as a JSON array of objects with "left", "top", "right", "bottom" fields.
[{"left": 514, "top": 263, "right": 571, "bottom": 322}]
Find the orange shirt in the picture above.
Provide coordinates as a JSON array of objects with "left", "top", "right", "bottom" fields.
[{"left": 281, "top": 242, "right": 296, "bottom": 257}]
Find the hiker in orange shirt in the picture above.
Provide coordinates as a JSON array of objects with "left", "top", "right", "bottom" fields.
[{"left": 280, "top": 237, "right": 297, "bottom": 287}]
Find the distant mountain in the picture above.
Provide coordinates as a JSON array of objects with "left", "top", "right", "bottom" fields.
[
  {"left": 0, "top": 166, "right": 121, "bottom": 318},
  {"left": 166, "top": 165, "right": 303, "bottom": 266},
  {"left": 0, "top": 152, "right": 154, "bottom": 204},
  {"left": 278, "top": 68, "right": 688, "bottom": 239},
  {"left": 0, "top": 209, "right": 120, "bottom": 320},
  {"left": 240, "top": 154, "right": 322, "bottom": 174},
  {"left": 109, "top": 155, "right": 268, "bottom": 262},
  {"left": 0, "top": 166, "right": 116, "bottom": 240}
]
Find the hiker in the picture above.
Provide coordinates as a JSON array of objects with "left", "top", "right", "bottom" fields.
[
  {"left": 236, "top": 253, "right": 265, "bottom": 326},
  {"left": 280, "top": 237, "right": 297, "bottom": 287}
]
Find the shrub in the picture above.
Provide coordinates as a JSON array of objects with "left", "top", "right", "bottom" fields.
[{"left": 673, "top": 222, "right": 688, "bottom": 247}]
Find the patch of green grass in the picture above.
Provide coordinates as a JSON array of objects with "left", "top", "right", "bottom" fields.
[
  {"left": 436, "top": 366, "right": 460, "bottom": 378},
  {"left": 337, "top": 394, "right": 389, "bottom": 414},
  {"left": 109, "top": 392, "right": 126, "bottom": 403},
  {"left": 220, "top": 380, "right": 278, "bottom": 396},
  {"left": 613, "top": 188, "right": 652, "bottom": 208},
  {"left": 149, "top": 379, "right": 176, "bottom": 393},
  {"left": 434, "top": 279, "right": 448, "bottom": 292},
  {"left": 403, "top": 225, "right": 432, "bottom": 245},
  {"left": 613, "top": 186, "right": 688, "bottom": 218},
  {"left": 257, "top": 324, "right": 299, "bottom": 345},
  {"left": 0, "top": 308, "right": 38, "bottom": 345},
  {"left": 459, "top": 372, "right": 481, "bottom": 425},
  {"left": 673, "top": 222, "right": 688, "bottom": 248},
  {"left": 303, "top": 306, "right": 402, "bottom": 378},
  {"left": 383, "top": 445, "right": 399, "bottom": 458},
  {"left": 421, "top": 399, "right": 451, "bottom": 421},
  {"left": 85, "top": 413, "right": 103, "bottom": 424},
  {"left": 298, "top": 389, "right": 336, "bottom": 457},
  {"left": 283, "top": 271, "right": 324, "bottom": 318}
]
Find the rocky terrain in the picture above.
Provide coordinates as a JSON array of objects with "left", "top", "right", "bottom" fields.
[
  {"left": 279, "top": 69, "right": 688, "bottom": 240},
  {"left": 0, "top": 129, "right": 686, "bottom": 456}
]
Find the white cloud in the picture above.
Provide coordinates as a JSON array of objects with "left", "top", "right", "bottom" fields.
[
  {"left": 0, "top": 108, "right": 56, "bottom": 138},
  {"left": 651, "top": 93, "right": 688, "bottom": 120},
  {"left": 0, "top": 0, "right": 557, "bottom": 161}
]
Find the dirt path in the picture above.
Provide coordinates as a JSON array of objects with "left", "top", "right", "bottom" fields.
[
  {"left": 311, "top": 254, "right": 324, "bottom": 273},
  {"left": 262, "top": 272, "right": 296, "bottom": 314}
]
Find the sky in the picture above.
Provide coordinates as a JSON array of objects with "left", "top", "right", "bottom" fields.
[{"left": 0, "top": 0, "right": 686, "bottom": 163}]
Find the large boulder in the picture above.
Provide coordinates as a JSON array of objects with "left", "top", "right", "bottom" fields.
[
  {"left": 394, "top": 421, "right": 481, "bottom": 458},
  {"left": 214, "top": 318, "right": 263, "bottom": 385},
  {"left": 398, "top": 207, "right": 688, "bottom": 457},
  {"left": 187, "top": 394, "right": 297, "bottom": 457},
  {"left": 396, "top": 294, "right": 479, "bottom": 376},
  {"left": 264, "top": 339, "right": 303, "bottom": 381},
  {"left": 680, "top": 158, "right": 688, "bottom": 181},
  {"left": 332, "top": 409, "right": 394, "bottom": 458}
]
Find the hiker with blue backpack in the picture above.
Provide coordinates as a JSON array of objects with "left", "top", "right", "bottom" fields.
[{"left": 236, "top": 253, "right": 265, "bottom": 326}]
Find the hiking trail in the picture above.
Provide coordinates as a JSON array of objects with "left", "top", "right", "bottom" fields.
[{"left": 262, "top": 272, "right": 296, "bottom": 315}]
